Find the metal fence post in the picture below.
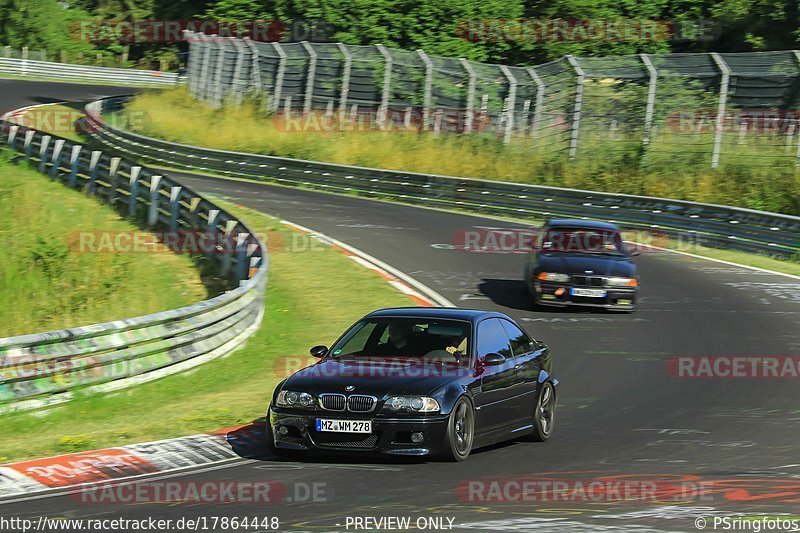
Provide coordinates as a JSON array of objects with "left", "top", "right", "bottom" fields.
[
  {"left": 220, "top": 220, "right": 238, "bottom": 277},
  {"left": 148, "top": 175, "right": 162, "bottom": 226},
  {"left": 169, "top": 186, "right": 182, "bottom": 232},
  {"left": 244, "top": 38, "right": 262, "bottom": 96},
  {"left": 337, "top": 43, "right": 352, "bottom": 119},
  {"left": 460, "top": 59, "right": 476, "bottom": 133},
  {"left": 235, "top": 232, "right": 250, "bottom": 282},
  {"left": 49, "top": 139, "right": 65, "bottom": 178},
  {"left": 87, "top": 150, "right": 101, "bottom": 192},
  {"left": 231, "top": 38, "right": 247, "bottom": 105},
  {"left": 792, "top": 50, "right": 800, "bottom": 167},
  {"left": 499, "top": 65, "right": 517, "bottom": 143},
  {"left": 38, "top": 135, "right": 51, "bottom": 173},
  {"left": 7, "top": 124, "right": 19, "bottom": 146},
  {"left": 206, "top": 209, "right": 220, "bottom": 257},
  {"left": 68, "top": 145, "right": 82, "bottom": 187},
  {"left": 566, "top": 55, "right": 585, "bottom": 160},
  {"left": 640, "top": 54, "right": 658, "bottom": 150},
  {"left": 301, "top": 41, "right": 318, "bottom": 114},
  {"left": 182, "top": 30, "right": 199, "bottom": 96},
  {"left": 527, "top": 67, "right": 545, "bottom": 142},
  {"left": 213, "top": 37, "right": 226, "bottom": 108},
  {"left": 128, "top": 166, "right": 141, "bottom": 217},
  {"left": 376, "top": 44, "right": 393, "bottom": 128},
  {"left": 23, "top": 130, "right": 34, "bottom": 159},
  {"left": 710, "top": 53, "right": 731, "bottom": 169},
  {"left": 198, "top": 34, "right": 213, "bottom": 102},
  {"left": 272, "top": 42, "right": 287, "bottom": 113},
  {"left": 108, "top": 157, "right": 121, "bottom": 204},
  {"left": 417, "top": 50, "right": 433, "bottom": 130}
]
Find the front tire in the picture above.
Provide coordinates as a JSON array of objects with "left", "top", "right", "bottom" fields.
[
  {"left": 530, "top": 381, "right": 556, "bottom": 442},
  {"left": 441, "top": 397, "right": 474, "bottom": 462}
]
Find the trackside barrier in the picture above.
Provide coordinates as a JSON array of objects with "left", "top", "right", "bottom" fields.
[
  {"left": 0, "top": 57, "right": 180, "bottom": 87},
  {"left": 0, "top": 111, "right": 267, "bottom": 413},
  {"left": 85, "top": 96, "right": 800, "bottom": 259}
]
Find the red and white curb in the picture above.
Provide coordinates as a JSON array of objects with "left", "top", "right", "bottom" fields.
[{"left": 280, "top": 220, "right": 454, "bottom": 308}]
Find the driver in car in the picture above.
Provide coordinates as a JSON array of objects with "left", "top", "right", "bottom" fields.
[{"left": 374, "top": 321, "right": 418, "bottom": 356}]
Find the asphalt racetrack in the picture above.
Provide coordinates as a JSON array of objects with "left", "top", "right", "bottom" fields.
[{"left": 1, "top": 79, "right": 799, "bottom": 532}]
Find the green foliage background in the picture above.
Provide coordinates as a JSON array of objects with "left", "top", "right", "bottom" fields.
[{"left": 1, "top": 0, "right": 799, "bottom": 66}]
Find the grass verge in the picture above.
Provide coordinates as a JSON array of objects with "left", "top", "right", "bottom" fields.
[
  {"left": 0, "top": 153, "right": 208, "bottom": 337},
  {"left": 123, "top": 87, "right": 799, "bottom": 215},
  {"left": 0, "top": 199, "right": 411, "bottom": 463}
]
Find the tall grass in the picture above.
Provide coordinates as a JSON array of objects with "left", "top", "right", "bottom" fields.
[
  {"left": 125, "top": 88, "right": 800, "bottom": 215},
  {"left": 0, "top": 154, "right": 208, "bottom": 337}
]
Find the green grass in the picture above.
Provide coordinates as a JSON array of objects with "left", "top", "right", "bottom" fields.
[
  {"left": 122, "top": 87, "right": 800, "bottom": 216},
  {"left": 0, "top": 199, "right": 412, "bottom": 463},
  {"left": 0, "top": 154, "right": 209, "bottom": 337}
]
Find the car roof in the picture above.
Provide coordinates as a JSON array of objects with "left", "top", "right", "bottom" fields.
[
  {"left": 545, "top": 218, "right": 620, "bottom": 231},
  {"left": 364, "top": 307, "right": 509, "bottom": 323}
]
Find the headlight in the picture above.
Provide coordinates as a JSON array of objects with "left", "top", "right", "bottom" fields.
[
  {"left": 537, "top": 272, "right": 569, "bottom": 283},
  {"left": 276, "top": 390, "right": 315, "bottom": 408},
  {"left": 383, "top": 396, "right": 440, "bottom": 413},
  {"left": 605, "top": 277, "right": 638, "bottom": 287}
]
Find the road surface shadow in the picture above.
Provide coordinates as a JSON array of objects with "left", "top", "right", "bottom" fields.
[{"left": 479, "top": 278, "right": 614, "bottom": 314}]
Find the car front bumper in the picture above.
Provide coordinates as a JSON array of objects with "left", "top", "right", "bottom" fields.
[
  {"left": 532, "top": 281, "right": 637, "bottom": 310},
  {"left": 269, "top": 407, "right": 450, "bottom": 456}
]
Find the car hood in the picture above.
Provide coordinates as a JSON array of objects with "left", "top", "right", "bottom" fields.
[
  {"left": 538, "top": 253, "right": 635, "bottom": 277},
  {"left": 282, "top": 357, "right": 468, "bottom": 397}
]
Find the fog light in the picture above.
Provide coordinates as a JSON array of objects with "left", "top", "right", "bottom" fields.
[
  {"left": 410, "top": 432, "right": 424, "bottom": 443},
  {"left": 277, "top": 426, "right": 289, "bottom": 436}
]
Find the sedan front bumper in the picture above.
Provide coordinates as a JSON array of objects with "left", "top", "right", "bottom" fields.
[
  {"left": 269, "top": 407, "right": 450, "bottom": 456},
  {"left": 533, "top": 281, "right": 637, "bottom": 310}
]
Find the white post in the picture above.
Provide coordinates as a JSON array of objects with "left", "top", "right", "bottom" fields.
[
  {"left": 376, "top": 44, "right": 393, "bottom": 129},
  {"left": 640, "top": 53, "right": 658, "bottom": 149},
  {"left": 527, "top": 67, "right": 545, "bottom": 142},
  {"left": 499, "top": 65, "right": 517, "bottom": 144},
  {"left": 337, "top": 43, "right": 352, "bottom": 119},
  {"left": 710, "top": 52, "right": 731, "bottom": 169},
  {"left": 271, "top": 42, "right": 287, "bottom": 113},
  {"left": 460, "top": 59, "right": 477, "bottom": 134},
  {"left": 417, "top": 50, "right": 433, "bottom": 130},
  {"left": 566, "top": 55, "right": 585, "bottom": 160},
  {"left": 301, "top": 41, "right": 317, "bottom": 114}
]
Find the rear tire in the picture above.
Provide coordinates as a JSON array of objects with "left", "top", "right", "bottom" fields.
[
  {"left": 529, "top": 381, "right": 556, "bottom": 442},
  {"left": 441, "top": 397, "right": 474, "bottom": 462}
]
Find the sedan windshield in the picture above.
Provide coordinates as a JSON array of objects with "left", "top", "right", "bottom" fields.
[
  {"left": 542, "top": 228, "right": 625, "bottom": 255},
  {"left": 330, "top": 317, "right": 471, "bottom": 365}
]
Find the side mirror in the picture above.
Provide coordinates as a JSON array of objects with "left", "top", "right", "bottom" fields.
[
  {"left": 310, "top": 345, "right": 328, "bottom": 358},
  {"left": 483, "top": 352, "right": 506, "bottom": 366}
]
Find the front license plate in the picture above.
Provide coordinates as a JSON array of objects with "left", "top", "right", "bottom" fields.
[
  {"left": 570, "top": 288, "right": 607, "bottom": 298},
  {"left": 315, "top": 419, "right": 372, "bottom": 433}
]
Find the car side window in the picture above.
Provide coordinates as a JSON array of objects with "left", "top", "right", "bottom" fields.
[
  {"left": 476, "top": 319, "right": 513, "bottom": 359},
  {"left": 500, "top": 320, "right": 534, "bottom": 357}
]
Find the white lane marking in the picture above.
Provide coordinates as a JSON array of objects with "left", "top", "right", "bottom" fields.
[{"left": 280, "top": 220, "right": 454, "bottom": 308}]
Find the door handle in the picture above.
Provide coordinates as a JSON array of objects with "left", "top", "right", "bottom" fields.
[{"left": 514, "top": 364, "right": 523, "bottom": 372}]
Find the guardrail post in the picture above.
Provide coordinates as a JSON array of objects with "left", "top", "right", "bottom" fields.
[
  {"left": 188, "top": 197, "right": 202, "bottom": 229},
  {"left": 23, "top": 130, "right": 34, "bottom": 159},
  {"left": 376, "top": 44, "right": 393, "bottom": 128},
  {"left": 235, "top": 232, "right": 250, "bottom": 283},
  {"left": 148, "top": 175, "right": 162, "bottom": 226},
  {"left": 206, "top": 209, "right": 220, "bottom": 257},
  {"left": 499, "top": 65, "right": 517, "bottom": 144},
  {"left": 7, "top": 124, "right": 19, "bottom": 147},
  {"left": 794, "top": 51, "right": 800, "bottom": 166},
  {"left": 337, "top": 43, "right": 352, "bottom": 119},
  {"left": 231, "top": 38, "right": 247, "bottom": 104},
  {"left": 244, "top": 38, "right": 262, "bottom": 97},
  {"left": 87, "top": 150, "right": 101, "bottom": 193},
  {"left": 182, "top": 30, "right": 199, "bottom": 96},
  {"left": 640, "top": 54, "right": 658, "bottom": 150},
  {"left": 68, "top": 145, "right": 82, "bottom": 188},
  {"left": 128, "top": 166, "right": 141, "bottom": 217},
  {"left": 460, "top": 59, "right": 476, "bottom": 133},
  {"left": 37, "top": 135, "right": 51, "bottom": 173},
  {"left": 566, "top": 55, "right": 585, "bottom": 160},
  {"left": 49, "top": 139, "right": 65, "bottom": 178},
  {"left": 169, "top": 186, "right": 182, "bottom": 232},
  {"left": 107, "top": 157, "right": 121, "bottom": 204},
  {"left": 527, "top": 67, "right": 545, "bottom": 142},
  {"left": 271, "top": 42, "right": 287, "bottom": 113},
  {"left": 301, "top": 41, "right": 317, "bottom": 114},
  {"left": 417, "top": 50, "right": 433, "bottom": 130},
  {"left": 710, "top": 52, "right": 731, "bottom": 169},
  {"left": 220, "top": 219, "right": 238, "bottom": 277}
]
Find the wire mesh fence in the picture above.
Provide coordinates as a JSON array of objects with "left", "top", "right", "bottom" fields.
[{"left": 183, "top": 31, "right": 800, "bottom": 171}]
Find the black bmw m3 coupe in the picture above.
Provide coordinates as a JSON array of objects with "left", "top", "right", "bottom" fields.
[{"left": 267, "top": 307, "right": 558, "bottom": 461}]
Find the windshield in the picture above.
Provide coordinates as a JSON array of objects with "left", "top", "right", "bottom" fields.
[
  {"left": 329, "top": 317, "right": 472, "bottom": 365},
  {"left": 542, "top": 227, "right": 625, "bottom": 255}
]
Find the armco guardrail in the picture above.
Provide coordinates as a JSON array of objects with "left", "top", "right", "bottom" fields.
[
  {"left": 0, "top": 56, "right": 180, "bottom": 86},
  {"left": 85, "top": 95, "right": 800, "bottom": 260},
  {"left": 0, "top": 108, "right": 267, "bottom": 413}
]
